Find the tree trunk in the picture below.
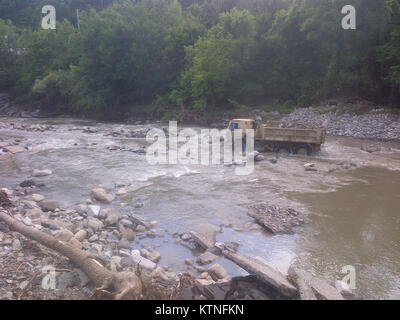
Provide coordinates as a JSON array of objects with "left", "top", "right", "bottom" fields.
[{"left": 0, "top": 210, "right": 142, "bottom": 300}]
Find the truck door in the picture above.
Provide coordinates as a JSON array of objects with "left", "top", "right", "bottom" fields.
[{"left": 229, "top": 122, "right": 239, "bottom": 131}]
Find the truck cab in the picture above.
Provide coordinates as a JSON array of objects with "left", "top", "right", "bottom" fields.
[{"left": 228, "top": 119, "right": 258, "bottom": 137}]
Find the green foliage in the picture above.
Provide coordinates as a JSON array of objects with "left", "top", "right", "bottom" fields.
[
  {"left": 0, "top": 0, "right": 400, "bottom": 117},
  {"left": 0, "top": 19, "right": 20, "bottom": 91},
  {"left": 175, "top": 8, "right": 260, "bottom": 111}
]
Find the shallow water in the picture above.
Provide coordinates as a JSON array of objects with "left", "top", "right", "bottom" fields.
[{"left": 1, "top": 117, "right": 400, "bottom": 299}]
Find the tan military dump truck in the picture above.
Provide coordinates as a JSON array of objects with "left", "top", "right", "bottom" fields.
[{"left": 228, "top": 119, "right": 326, "bottom": 155}]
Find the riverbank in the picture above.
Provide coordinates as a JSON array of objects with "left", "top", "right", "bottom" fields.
[{"left": 2, "top": 92, "right": 400, "bottom": 141}]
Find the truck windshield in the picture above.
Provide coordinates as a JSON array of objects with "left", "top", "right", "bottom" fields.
[{"left": 230, "top": 123, "right": 239, "bottom": 131}]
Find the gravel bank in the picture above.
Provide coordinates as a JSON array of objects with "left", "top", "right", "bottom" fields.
[{"left": 279, "top": 105, "right": 400, "bottom": 141}]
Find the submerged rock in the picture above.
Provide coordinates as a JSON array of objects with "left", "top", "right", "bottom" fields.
[
  {"left": 32, "top": 169, "right": 52, "bottom": 177},
  {"left": 3, "top": 145, "right": 26, "bottom": 154}
]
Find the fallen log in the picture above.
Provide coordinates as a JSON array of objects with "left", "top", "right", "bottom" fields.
[
  {"left": 287, "top": 266, "right": 317, "bottom": 300},
  {"left": 222, "top": 250, "right": 298, "bottom": 299},
  {"left": 0, "top": 210, "right": 142, "bottom": 300},
  {"left": 288, "top": 266, "right": 344, "bottom": 300}
]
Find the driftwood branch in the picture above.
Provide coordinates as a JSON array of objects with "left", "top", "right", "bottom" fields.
[{"left": 0, "top": 210, "right": 142, "bottom": 300}]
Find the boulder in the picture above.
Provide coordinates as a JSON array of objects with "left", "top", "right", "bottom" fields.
[
  {"left": 26, "top": 208, "right": 43, "bottom": 219},
  {"left": 223, "top": 250, "right": 297, "bottom": 299},
  {"left": 135, "top": 225, "right": 146, "bottom": 232},
  {"left": 122, "top": 253, "right": 156, "bottom": 272},
  {"left": 190, "top": 230, "right": 216, "bottom": 250},
  {"left": 197, "top": 251, "right": 219, "bottom": 265},
  {"left": 91, "top": 188, "right": 114, "bottom": 203},
  {"left": 74, "top": 204, "right": 88, "bottom": 215},
  {"left": 31, "top": 194, "right": 45, "bottom": 202},
  {"left": 208, "top": 264, "right": 229, "bottom": 280},
  {"left": 105, "top": 213, "right": 119, "bottom": 226},
  {"left": 39, "top": 200, "right": 60, "bottom": 212},
  {"left": 184, "top": 258, "right": 194, "bottom": 266},
  {"left": 88, "top": 234, "right": 99, "bottom": 242},
  {"left": 74, "top": 230, "right": 87, "bottom": 242},
  {"left": 121, "top": 228, "right": 135, "bottom": 241},
  {"left": 118, "top": 238, "right": 131, "bottom": 249},
  {"left": 86, "top": 217, "right": 104, "bottom": 232}
]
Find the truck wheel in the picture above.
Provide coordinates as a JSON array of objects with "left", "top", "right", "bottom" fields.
[
  {"left": 295, "top": 144, "right": 311, "bottom": 156},
  {"left": 255, "top": 141, "right": 264, "bottom": 152},
  {"left": 278, "top": 147, "right": 290, "bottom": 154}
]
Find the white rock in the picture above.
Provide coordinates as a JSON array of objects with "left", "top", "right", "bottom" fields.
[
  {"left": 32, "top": 169, "right": 52, "bottom": 177},
  {"left": 87, "top": 205, "right": 100, "bottom": 217},
  {"left": 116, "top": 188, "right": 127, "bottom": 196}
]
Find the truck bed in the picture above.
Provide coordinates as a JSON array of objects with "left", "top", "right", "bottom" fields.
[{"left": 256, "top": 126, "right": 326, "bottom": 145}]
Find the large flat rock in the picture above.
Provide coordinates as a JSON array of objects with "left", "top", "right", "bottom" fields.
[
  {"left": 222, "top": 250, "right": 298, "bottom": 298},
  {"left": 288, "top": 266, "right": 344, "bottom": 300},
  {"left": 247, "top": 204, "right": 304, "bottom": 234},
  {"left": 3, "top": 145, "right": 26, "bottom": 154},
  {"left": 190, "top": 230, "right": 216, "bottom": 250}
]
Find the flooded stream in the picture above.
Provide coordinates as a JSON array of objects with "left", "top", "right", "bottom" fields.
[{"left": 1, "top": 117, "right": 400, "bottom": 299}]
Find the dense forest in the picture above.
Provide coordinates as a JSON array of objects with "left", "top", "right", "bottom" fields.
[{"left": 0, "top": 0, "right": 399, "bottom": 120}]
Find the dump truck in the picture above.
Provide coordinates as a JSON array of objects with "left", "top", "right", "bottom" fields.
[{"left": 228, "top": 119, "right": 326, "bottom": 155}]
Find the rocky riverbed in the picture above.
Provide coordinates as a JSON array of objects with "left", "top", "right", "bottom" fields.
[
  {"left": 1, "top": 185, "right": 351, "bottom": 300},
  {"left": 1, "top": 113, "right": 400, "bottom": 299}
]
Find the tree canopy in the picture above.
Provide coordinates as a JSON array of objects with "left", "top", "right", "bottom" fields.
[{"left": 0, "top": 0, "right": 399, "bottom": 119}]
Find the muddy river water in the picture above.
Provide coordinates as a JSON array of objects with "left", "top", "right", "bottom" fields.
[{"left": 1, "top": 117, "right": 400, "bottom": 299}]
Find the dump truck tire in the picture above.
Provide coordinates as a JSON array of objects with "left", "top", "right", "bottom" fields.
[{"left": 295, "top": 144, "right": 312, "bottom": 156}]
